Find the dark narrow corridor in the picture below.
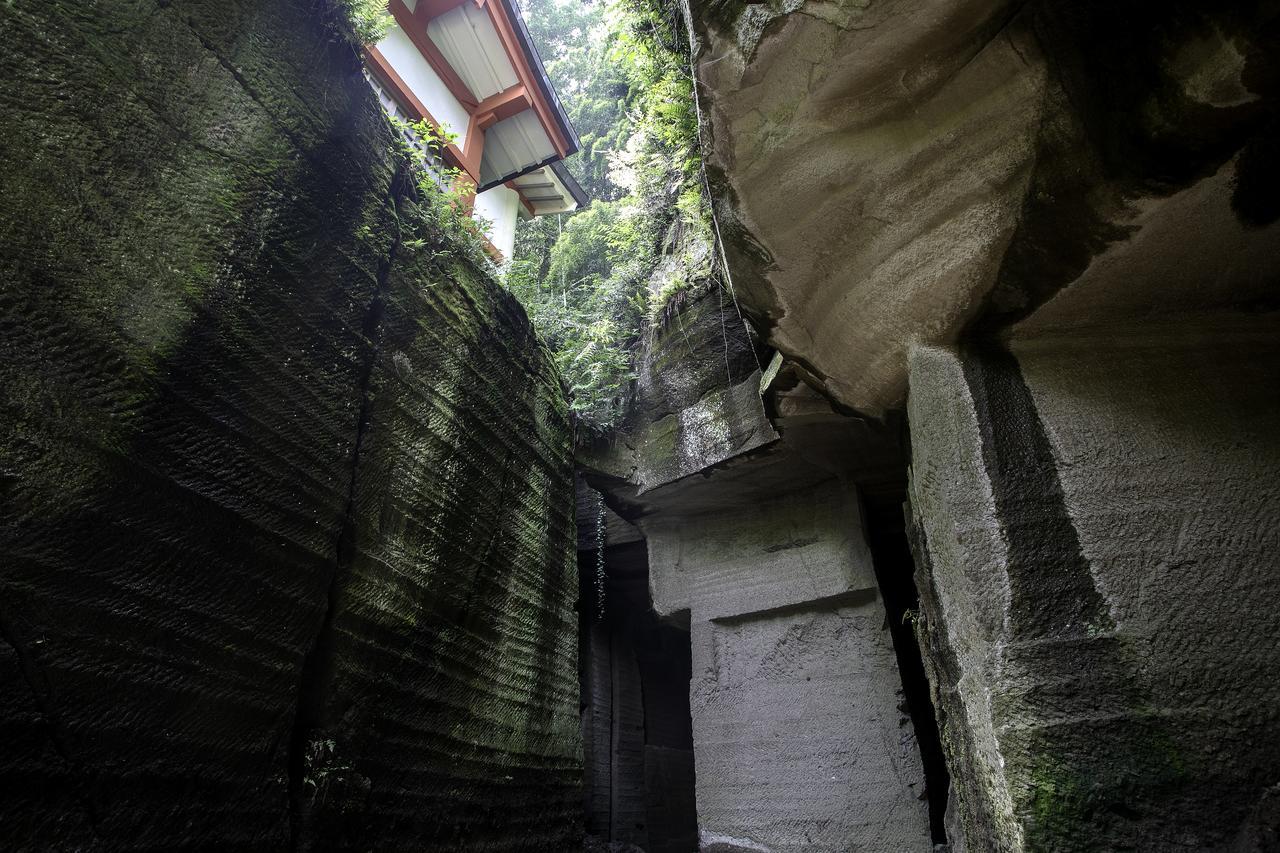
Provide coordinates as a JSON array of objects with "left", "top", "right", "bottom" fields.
[
  {"left": 578, "top": 535, "right": 697, "bottom": 853},
  {"left": 862, "top": 483, "right": 952, "bottom": 846}
]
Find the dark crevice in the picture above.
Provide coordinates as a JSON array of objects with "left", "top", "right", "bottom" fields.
[
  {"left": 286, "top": 162, "right": 408, "bottom": 852},
  {"left": 969, "top": 2, "right": 1280, "bottom": 333},
  {"left": 862, "top": 483, "right": 952, "bottom": 846},
  {"left": 579, "top": 540, "right": 697, "bottom": 851},
  {"left": 607, "top": 609, "right": 619, "bottom": 841}
]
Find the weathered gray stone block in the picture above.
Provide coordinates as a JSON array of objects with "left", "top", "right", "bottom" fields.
[
  {"left": 686, "top": 0, "right": 1280, "bottom": 415},
  {"left": 644, "top": 479, "right": 875, "bottom": 620},
  {"left": 691, "top": 604, "right": 930, "bottom": 852},
  {"left": 907, "top": 326, "right": 1280, "bottom": 851},
  {"left": 646, "top": 480, "right": 931, "bottom": 851}
]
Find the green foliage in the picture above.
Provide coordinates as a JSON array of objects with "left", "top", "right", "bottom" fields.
[
  {"left": 510, "top": 0, "right": 714, "bottom": 433},
  {"left": 340, "top": 0, "right": 393, "bottom": 45},
  {"left": 505, "top": 198, "right": 650, "bottom": 428},
  {"left": 649, "top": 272, "right": 690, "bottom": 324},
  {"left": 389, "top": 117, "right": 496, "bottom": 270},
  {"left": 521, "top": 0, "right": 630, "bottom": 201}
]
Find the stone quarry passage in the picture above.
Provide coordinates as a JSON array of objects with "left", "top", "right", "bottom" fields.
[
  {"left": 4, "top": 0, "right": 1280, "bottom": 851},
  {"left": 578, "top": 533, "right": 698, "bottom": 853}
]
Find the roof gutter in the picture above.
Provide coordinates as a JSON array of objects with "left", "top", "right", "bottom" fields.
[
  {"left": 549, "top": 159, "right": 589, "bottom": 208},
  {"left": 477, "top": 156, "right": 588, "bottom": 210}
]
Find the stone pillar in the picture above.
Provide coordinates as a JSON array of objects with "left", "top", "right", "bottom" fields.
[
  {"left": 907, "top": 327, "right": 1280, "bottom": 851},
  {"left": 646, "top": 480, "right": 932, "bottom": 851}
]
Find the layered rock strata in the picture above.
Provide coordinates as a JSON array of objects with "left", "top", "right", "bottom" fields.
[
  {"left": 581, "top": 270, "right": 939, "bottom": 850},
  {"left": 0, "top": 1, "right": 579, "bottom": 849},
  {"left": 685, "top": 0, "right": 1280, "bottom": 415},
  {"left": 908, "top": 327, "right": 1280, "bottom": 849},
  {"left": 675, "top": 0, "right": 1280, "bottom": 848}
]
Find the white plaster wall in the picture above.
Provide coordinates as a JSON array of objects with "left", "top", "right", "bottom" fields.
[
  {"left": 473, "top": 184, "right": 519, "bottom": 262},
  {"left": 374, "top": 25, "right": 471, "bottom": 148}
]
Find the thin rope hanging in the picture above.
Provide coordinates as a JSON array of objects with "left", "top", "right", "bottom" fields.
[
  {"left": 594, "top": 489, "right": 607, "bottom": 621},
  {"left": 686, "top": 18, "right": 765, "bottom": 379}
]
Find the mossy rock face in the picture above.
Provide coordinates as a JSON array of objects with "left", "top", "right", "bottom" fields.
[
  {"left": 636, "top": 284, "right": 759, "bottom": 420},
  {"left": 587, "top": 274, "right": 776, "bottom": 495},
  {"left": 0, "top": 1, "right": 578, "bottom": 849}
]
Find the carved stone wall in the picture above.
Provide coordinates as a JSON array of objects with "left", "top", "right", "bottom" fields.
[
  {"left": 645, "top": 482, "right": 932, "bottom": 851},
  {"left": 0, "top": 1, "right": 579, "bottom": 849},
  {"left": 908, "top": 324, "right": 1280, "bottom": 850}
]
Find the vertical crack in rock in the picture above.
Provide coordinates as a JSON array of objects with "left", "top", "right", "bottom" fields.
[
  {"left": 905, "top": 503, "right": 1006, "bottom": 847},
  {"left": 287, "top": 164, "right": 409, "bottom": 851},
  {"left": 457, "top": 450, "right": 516, "bottom": 622},
  {"left": 862, "top": 486, "right": 952, "bottom": 845}
]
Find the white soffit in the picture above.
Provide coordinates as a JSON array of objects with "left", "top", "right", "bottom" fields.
[
  {"left": 511, "top": 167, "right": 579, "bottom": 216},
  {"left": 427, "top": 4, "right": 518, "bottom": 102},
  {"left": 480, "top": 111, "right": 555, "bottom": 186},
  {"left": 376, "top": 25, "right": 471, "bottom": 148}
]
